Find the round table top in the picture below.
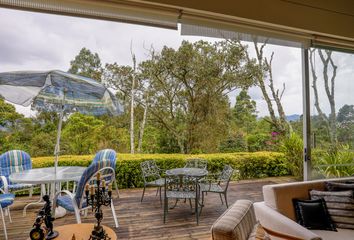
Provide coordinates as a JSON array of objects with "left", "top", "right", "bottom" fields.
[
  {"left": 9, "top": 166, "right": 86, "bottom": 184},
  {"left": 27, "top": 223, "right": 117, "bottom": 240},
  {"left": 166, "top": 167, "right": 208, "bottom": 177}
]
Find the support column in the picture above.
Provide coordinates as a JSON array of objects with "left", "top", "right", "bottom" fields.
[{"left": 302, "top": 47, "right": 311, "bottom": 181}]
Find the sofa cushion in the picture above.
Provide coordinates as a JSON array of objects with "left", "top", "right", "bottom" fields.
[
  {"left": 325, "top": 182, "right": 354, "bottom": 192},
  {"left": 310, "top": 190, "right": 354, "bottom": 229},
  {"left": 312, "top": 228, "right": 354, "bottom": 240},
  {"left": 247, "top": 223, "right": 270, "bottom": 240},
  {"left": 262, "top": 177, "right": 354, "bottom": 220},
  {"left": 212, "top": 199, "right": 256, "bottom": 240},
  {"left": 293, "top": 198, "right": 337, "bottom": 231}
]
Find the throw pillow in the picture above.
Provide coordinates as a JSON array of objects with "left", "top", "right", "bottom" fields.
[
  {"left": 292, "top": 198, "right": 337, "bottom": 231},
  {"left": 325, "top": 181, "right": 354, "bottom": 192},
  {"left": 310, "top": 190, "right": 354, "bottom": 229}
]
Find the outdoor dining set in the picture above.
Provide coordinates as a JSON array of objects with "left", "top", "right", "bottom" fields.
[
  {"left": 0, "top": 149, "right": 236, "bottom": 239},
  {"left": 140, "top": 159, "right": 236, "bottom": 225}
]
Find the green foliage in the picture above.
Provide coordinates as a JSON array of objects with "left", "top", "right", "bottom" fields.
[
  {"left": 313, "top": 145, "right": 354, "bottom": 178},
  {"left": 247, "top": 133, "right": 271, "bottom": 152},
  {"left": 68, "top": 47, "right": 103, "bottom": 81},
  {"left": 32, "top": 152, "right": 290, "bottom": 188},
  {"left": 280, "top": 132, "right": 303, "bottom": 179},
  {"left": 62, "top": 113, "right": 104, "bottom": 154},
  {"left": 219, "top": 131, "right": 247, "bottom": 152},
  {"left": 232, "top": 89, "right": 257, "bottom": 133}
]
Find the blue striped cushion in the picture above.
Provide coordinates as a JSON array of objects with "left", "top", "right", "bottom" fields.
[
  {"left": 0, "top": 193, "right": 15, "bottom": 208},
  {"left": 56, "top": 195, "right": 87, "bottom": 212},
  {"left": 0, "top": 150, "right": 32, "bottom": 188}
]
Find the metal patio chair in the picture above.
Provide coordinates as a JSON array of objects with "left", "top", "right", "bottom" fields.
[
  {"left": 140, "top": 160, "right": 164, "bottom": 203},
  {"left": 54, "top": 159, "right": 119, "bottom": 228},
  {"left": 184, "top": 158, "right": 208, "bottom": 170},
  {"left": 164, "top": 174, "right": 201, "bottom": 224},
  {"left": 199, "top": 165, "right": 236, "bottom": 209}
]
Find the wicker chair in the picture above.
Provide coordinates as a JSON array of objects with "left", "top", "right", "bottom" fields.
[
  {"left": 0, "top": 193, "right": 15, "bottom": 240},
  {"left": 140, "top": 160, "right": 164, "bottom": 203},
  {"left": 199, "top": 165, "right": 235, "bottom": 209},
  {"left": 54, "top": 159, "right": 119, "bottom": 228},
  {"left": 164, "top": 174, "right": 201, "bottom": 224},
  {"left": 0, "top": 150, "right": 35, "bottom": 196}
]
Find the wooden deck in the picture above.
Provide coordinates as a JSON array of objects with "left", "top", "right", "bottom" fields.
[{"left": 3, "top": 177, "right": 294, "bottom": 240}]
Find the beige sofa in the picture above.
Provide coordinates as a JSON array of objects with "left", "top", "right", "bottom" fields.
[{"left": 254, "top": 177, "right": 354, "bottom": 240}]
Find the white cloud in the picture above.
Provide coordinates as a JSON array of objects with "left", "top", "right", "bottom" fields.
[{"left": 0, "top": 8, "right": 353, "bottom": 118}]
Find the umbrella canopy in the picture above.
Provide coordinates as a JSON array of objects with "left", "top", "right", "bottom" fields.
[
  {"left": 0, "top": 70, "right": 123, "bottom": 172},
  {"left": 0, "top": 70, "right": 123, "bottom": 115}
]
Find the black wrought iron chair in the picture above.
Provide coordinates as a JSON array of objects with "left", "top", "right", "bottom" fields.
[
  {"left": 163, "top": 174, "right": 201, "bottom": 224},
  {"left": 184, "top": 158, "right": 208, "bottom": 170},
  {"left": 140, "top": 160, "right": 164, "bottom": 203},
  {"left": 199, "top": 165, "right": 236, "bottom": 209}
]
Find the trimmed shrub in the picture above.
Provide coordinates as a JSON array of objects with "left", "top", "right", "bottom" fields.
[{"left": 32, "top": 152, "right": 290, "bottom": 188}]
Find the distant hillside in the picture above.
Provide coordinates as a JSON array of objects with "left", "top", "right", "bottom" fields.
[{"left": 286, "top": 114, "right": 301, "bottom": 121}]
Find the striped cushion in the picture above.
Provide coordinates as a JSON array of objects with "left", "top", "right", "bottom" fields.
[
  {"left": 310, "top": 190, "right": 354, "bottom": 229},
  {"left": 56, "top": 195, "right": 87, "bottom": 212},
  {"left": 0, "top": 150, "right": 32, "bottom": 188},
  {"left": 0, "top": 193, "right": 15, "bottom": 208},
  {"left": 212, "top": 199, "right": 257, "bottom": 240}
]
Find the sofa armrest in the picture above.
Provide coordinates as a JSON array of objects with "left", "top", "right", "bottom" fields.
[{"left": 254, "top": 202, "right": 321, "bottom": 240}]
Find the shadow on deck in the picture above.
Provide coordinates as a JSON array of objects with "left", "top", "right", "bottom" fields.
[{"left": 3, "top": 177, "right": 294, "bottom": 239}]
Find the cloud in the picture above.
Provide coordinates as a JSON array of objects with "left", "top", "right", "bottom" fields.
[{"left": 0, "top": 8, "right": 352, "bottom": 118}]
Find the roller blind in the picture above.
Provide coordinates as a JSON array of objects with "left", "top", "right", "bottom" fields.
[
  {"left": 181, "top": 14, "right": 354, "bottom": 52},
  {"left": 0, "top": 0, "right": 179, "bottom": 29}
]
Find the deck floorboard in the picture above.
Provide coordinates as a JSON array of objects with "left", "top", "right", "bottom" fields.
[{"left": 2, "top": 177, "right": 294, "bottom": 239}]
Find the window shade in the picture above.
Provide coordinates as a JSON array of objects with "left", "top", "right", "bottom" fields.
[
  {"left": 181, "top": 14, "right": 354, "bottom": 52},
  {"left": 0, "top": 0, "right": 179, "bottom": 29}
]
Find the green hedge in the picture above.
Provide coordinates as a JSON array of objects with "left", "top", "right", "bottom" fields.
[{"left": 32, "top": 152, "right": 290, "bottom": 188}]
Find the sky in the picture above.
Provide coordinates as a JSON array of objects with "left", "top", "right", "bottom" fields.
[{"left": 0, "top": 8, "right": 353, "bottom": 118}]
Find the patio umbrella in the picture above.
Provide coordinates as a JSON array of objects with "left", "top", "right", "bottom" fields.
[{"left": 0, "top": 70, "right": 123, "bottom": 173}]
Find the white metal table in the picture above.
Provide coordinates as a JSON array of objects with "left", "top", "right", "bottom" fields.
[{"left": 9, "top": 166, "right": 85, "bottom": 217}]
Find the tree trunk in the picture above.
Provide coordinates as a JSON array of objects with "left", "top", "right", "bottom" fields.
[
  {"left": 137, "top": 101, "right": 148, "bottom": 153},
  {"left": 130, "top": 50, "right": 137, "bottom": 154}
]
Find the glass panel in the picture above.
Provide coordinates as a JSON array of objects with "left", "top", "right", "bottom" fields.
[{"left": 309, "top": 48, "right": 354, "bottom": 178}]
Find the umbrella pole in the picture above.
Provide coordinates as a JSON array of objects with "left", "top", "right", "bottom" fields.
[{"left": 54, "top": 94, "right": 65, "bottom": 174}]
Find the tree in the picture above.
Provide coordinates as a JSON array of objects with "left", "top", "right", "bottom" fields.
[
  {"left": 310, "top": 49, "right": 338, "bottom": 145},
  {"left": 62, "top": 113, "right": 104, "bottom": 154},
  {"left": 231, "top": 38, "right": 288, "bottom": 134},
  {"left": 233, "top": 89, "right": 257, "bottom": 133},
  {"left": 0, "top": 98, "right": 23, "bottom": 127},
  {"left": 68, "top": 47, "right": 103, "bottom": 81},
  {"left": 337, "top": 104, "right": 354, "bottom": 123},
  {"left": 140, "top": 40, "right": 259, "bottom": 153}
]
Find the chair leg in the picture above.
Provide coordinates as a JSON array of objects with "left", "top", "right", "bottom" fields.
[
  {"left": 111, "top": 201, "right": 119, "bottom": 228},
  {"left": 156, "top": 187, "right": 159, "bottom": 196},
  {"left": 159, "top": 187, "right": 162, "bottom": 205},
  {"left": 163, "top": 195, "right": 167, "bottom": 223},
  {"left": 0, "top": 207, "right": 8, "bottom": 240},
  {"left": 74, "top": 207, "right": 82, "bottom": 224},
  {"left": 29, "top": 186, "right": 33, "bottom": 197},
  {"left": 224, "top": 193, "right": 229, "bottom": 208},
  {"left": 7, "top": 208, "right": 11, "bottom": 223},
  {"left": 195, "top": 197, "right": 199, "bottom": 225},
  {"left": 189, "top": 199, "right": 193, "bottom": 210},
  {"left": 141, "top": 186, "right": 146, "bottom": 202},
  {"left": 114, "top": 180, "right": 120, "bottom": 198},
  {"left": 219, "top": 193, "right": 224, "bottom": 205}
]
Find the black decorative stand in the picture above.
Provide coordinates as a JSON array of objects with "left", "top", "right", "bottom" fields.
[
  {"left": 29, "top": 195, "right": 59, "bottom": 240},
  {"left": 85, "top": 172, "right": 113, "bottom": 240}
]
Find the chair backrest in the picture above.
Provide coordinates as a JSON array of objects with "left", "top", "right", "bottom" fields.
[
  {"left": 0, "top": 150, "right": 32, "bottom": 186},
  {"left": 184, "top": 158, "right": 207, "bottom": 170},
  {"left": 92, "top": 149, "right": 117, "bottom": 167},
  {"left": 92, "top": 149, "right": 117, "bottom": 182},
  {"left": 218, "top": 165, "right": 234, "bottom": 190},
  {"left": 164, "top": 174, "right": 198, "bottom": 197},
  {"left": 140, "top": 160, "right": 161, "bottom": 183},
  {"left": 75, "top": 159, "right": 115, "bottom": 207}
]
